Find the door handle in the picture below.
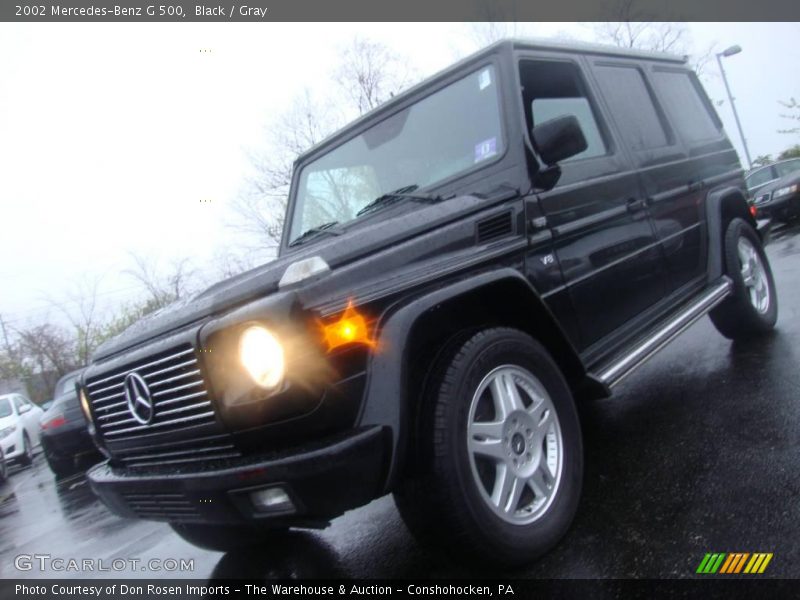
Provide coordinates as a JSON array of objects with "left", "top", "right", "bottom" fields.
[{"left": 626, "top": 198, "right": 646, "bottom": 213}]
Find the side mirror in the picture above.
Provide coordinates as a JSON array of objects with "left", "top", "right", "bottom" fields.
[
  {"left": 19, "top": 404, "right": 31, "bottom": 414},
  {"left": 531, "top": 115, "right": 588, "bottom": 167}
]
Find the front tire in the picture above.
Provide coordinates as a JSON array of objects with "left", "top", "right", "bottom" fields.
[
  {"left": 395, "top": 327, "right": 583, "bottom": 566},
  {"left": 170, "top": 523, "right": 289, "bottom": 552},
  {"left": 0, "top": 449, "right": 7, "bottom": 483},
  {"left": 18, "top": 434, "right": 33, "bottom": 467},
  {"left": 710, "top": 218, "right": 778, "bottom": 340}
]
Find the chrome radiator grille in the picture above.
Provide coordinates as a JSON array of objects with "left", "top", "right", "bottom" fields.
[{"left": 85, "top": 343, "right": 240, "bottom": 468}]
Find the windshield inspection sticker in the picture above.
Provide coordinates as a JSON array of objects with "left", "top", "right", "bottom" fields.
[
  {"left": 475, "top": 137, "right": 498, "bottom": 163},
  {"left": 478, "top": 68, "right": 492, "bottom": 90}
]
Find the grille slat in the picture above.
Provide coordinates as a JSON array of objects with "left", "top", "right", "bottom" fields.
[
  {"left": 88, "top": 348, "right": 195, "bottom": 388},
  {"left": 147, "top": 369, "right": 202, "bottom": 389},
  {"left": 86, "top": 343, "right": 240, "bottom": 468},
  {"left": 122, "top": 492, "right": 201, "bottom": 521},
  {"left": 152, "top": 380, "right": 203, "bottom": 397},
  {"left": 126, "top": 442, "right": 236, "bottom": 462},
  {"left": 104, "top": 411, "right": 216, "bottom": 437}
]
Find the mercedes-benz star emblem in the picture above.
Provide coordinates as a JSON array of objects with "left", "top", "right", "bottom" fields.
[{"left": 124, "top": 372, "right": 154, "bottom": 425}]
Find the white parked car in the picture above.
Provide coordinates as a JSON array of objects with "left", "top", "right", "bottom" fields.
[{"left": 0, "top": 393, "right": 44, "bottom": 467}]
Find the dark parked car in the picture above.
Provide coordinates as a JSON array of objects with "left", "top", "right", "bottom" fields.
[
  {"left": 80, "top": 40, "right": 776, "bottom": 565},
  {"left": 746, "top": 158, "right": 800, "bottom": 202},
  {"left": 40, "top": 369, "right": 101, "bottom": 477},
  {"left": 751, "top": 163, "right": 800, "bottom": 222}
]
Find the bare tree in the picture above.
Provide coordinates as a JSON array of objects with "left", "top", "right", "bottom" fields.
[
  {"left": 48, "top": 276, "right": 105, "bottom": 366},
  {"left": 124, "top": 253, "right": 197, "bottom": 308},
  {"left": 231, "top": 37, "right": 416, "bottom": 250},
  {"left": 336, "top": 37, "right": 415, "bottom": 117},
  {"left": 231, "top": 89, "right": 342, "bottom": 249},
  {"left": 16, "top": 323, "right": 76, "bottom": 397},
  {"left": 591, "top": 2, "right": 713, "bottom": 77}
]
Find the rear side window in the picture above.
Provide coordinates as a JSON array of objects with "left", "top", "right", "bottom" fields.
[
  {"left": 775, "top": 159, "right": 800, "bottom": 178},
  {"left": 651, "top": 70, "right": 720, "bottom": 145},
  {"left": 520, "top": 60, "right": 608, "bottom": 162},
  {"left": 594, "top": 65, "right": 669, "bottom": 152}
]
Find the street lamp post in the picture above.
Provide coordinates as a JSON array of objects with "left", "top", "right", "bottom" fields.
[{"left": 716, "top": 44, "right": 753, "bottom": 170}]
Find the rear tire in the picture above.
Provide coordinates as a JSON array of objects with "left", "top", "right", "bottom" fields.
[
  {"left": 395, "top": 327, "right": 583, "bottom": 566},
  {"left": 170, "top": 523, "right": 289, "bottom": 552},
  {"left": 710, "top": 218, "right": 778, "bottom": 340}
]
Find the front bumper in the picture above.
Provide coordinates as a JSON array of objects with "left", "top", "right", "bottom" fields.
[
  {"left": 1, "top": 430, "right": 23, "bottom": 461},
  {"left": 88, "top": 425, "right": 387, "bottom": 526}
]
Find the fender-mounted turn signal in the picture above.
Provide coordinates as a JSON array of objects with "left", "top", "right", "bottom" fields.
[{"left": 321, "top": 301, "right": 376, "bottom": 351}]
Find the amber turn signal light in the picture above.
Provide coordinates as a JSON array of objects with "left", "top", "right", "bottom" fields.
[{"left": 321, "top": 301, "right": 376, "bottom": 351}]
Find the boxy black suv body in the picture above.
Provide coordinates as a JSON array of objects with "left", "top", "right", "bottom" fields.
[{"left": 82, "top": 40, "right": 777, "bottom": 564}]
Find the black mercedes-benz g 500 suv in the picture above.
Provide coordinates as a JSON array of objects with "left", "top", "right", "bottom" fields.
[{"left": 82, "top": 40, "right": 777, "bottom": 564}]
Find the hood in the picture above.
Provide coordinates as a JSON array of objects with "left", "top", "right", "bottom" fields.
[
  {"left": 758, "top": 171, "right": 800, "bottom": 197},
  {"left": 92, "top": 193, "right": 495, "bottom": 362},
  {"left": 0, "top": 414, "right": 15, "bottom": 429}
]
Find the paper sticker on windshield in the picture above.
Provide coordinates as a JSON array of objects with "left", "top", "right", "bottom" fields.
[
  {"left": 478, "top": 68, "right": 492, "bottom": 90},
  {"left": 474, "top": 137, "right": 497, "bottom": 163}
]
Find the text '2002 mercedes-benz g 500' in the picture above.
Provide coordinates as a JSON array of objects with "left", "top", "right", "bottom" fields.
[{"left": 81, "top": 40, "right": 777, "bottom": 565}]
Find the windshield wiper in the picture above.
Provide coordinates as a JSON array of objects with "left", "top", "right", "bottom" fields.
[
  {"left": 356, "top": 185, "right": 441, "bottom": 217},
  {"left": 288, "top": 221, "right": 342, "bottom": 247}
]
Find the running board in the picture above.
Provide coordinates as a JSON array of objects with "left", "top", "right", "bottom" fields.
[{"left": 597, "top": 278, "right": 733, "bottom": 388}]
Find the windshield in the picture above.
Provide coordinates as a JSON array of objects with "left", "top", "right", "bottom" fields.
[
  {"left": 0, "top": 397, "right": 11, "bottom": 418},
  {"left": 288, "top": 65, "right": 505, "bottom": 243}
]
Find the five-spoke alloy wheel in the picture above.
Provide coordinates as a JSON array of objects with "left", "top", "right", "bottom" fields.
[
  {"left": 467, "top": 366, "right": 563, "bottom": 525},
  {"left": 395, "top": 327, "right": 583, "bottom": 566},
  {"left": 711, "top": 218, "right": 777, "bottom": 339}
]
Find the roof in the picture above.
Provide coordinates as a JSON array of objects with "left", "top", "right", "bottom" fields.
[
  {"left": 508, "top": 37, "right": 687, "bottom": 64},
  {"left": 293, "top": 38, "right": 686, "bottom": 165}
]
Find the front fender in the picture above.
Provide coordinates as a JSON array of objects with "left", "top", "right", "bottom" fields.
[
  {"left": 356, "top": 268, "right": 592, "bottom": 491},
  {"left": 705, "top": 185, "right": 756, "bottom": 282}
]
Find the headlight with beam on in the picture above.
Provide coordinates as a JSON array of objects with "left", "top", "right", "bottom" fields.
[{"left": 239, "top": 325, "right": 285, "bottom": 389}]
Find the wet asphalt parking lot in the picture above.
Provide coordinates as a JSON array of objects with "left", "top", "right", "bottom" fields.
[{"left": 2, "top": 222, "right": 800, "bottom": 581}]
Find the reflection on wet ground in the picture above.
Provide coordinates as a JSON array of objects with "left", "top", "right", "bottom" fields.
[{"left": 2, "top": 222, "right": 800, "bottom": 579}]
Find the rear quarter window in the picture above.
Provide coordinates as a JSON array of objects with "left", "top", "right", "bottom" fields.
[{"left": 651, "top": 70, "right": 721, "bottom": 145}]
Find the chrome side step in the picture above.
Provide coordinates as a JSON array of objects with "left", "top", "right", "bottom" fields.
[{"left": 598, "top": 278, "right": 733, "bottom": 388}]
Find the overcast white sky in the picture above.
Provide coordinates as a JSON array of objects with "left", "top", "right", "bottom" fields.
[{"left": 1, "top": 22, "right": 799, "bottom": 331}]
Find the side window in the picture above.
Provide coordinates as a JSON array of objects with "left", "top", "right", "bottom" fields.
[
  {"left": 746, "top": 167, "right": 776, "bottom": 190},
  {"left": 775, "top": 160, "right": 800, "bottom": 178},
  {"left": 651, "top": 70, "right": 721, "bottom": 145},
  {"left": 520, "top": 60, "right": 608, "bottom": 162},
  {"left": 13, "top": 396, "right": 26, "bottom": 413},
  {"left": 594, "top": 65, "right": 669, "bottom": 152}
]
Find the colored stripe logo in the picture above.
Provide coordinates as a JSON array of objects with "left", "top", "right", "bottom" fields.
[{"left": 696, "top": 552, "right": 773, "bottom": 574}]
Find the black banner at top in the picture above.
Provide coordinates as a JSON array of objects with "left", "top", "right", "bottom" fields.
[{"left": 2, "top": 0, "right": 800, "bottom": 22}]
